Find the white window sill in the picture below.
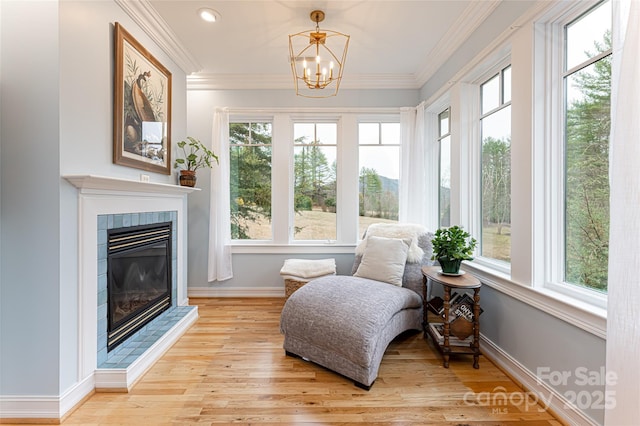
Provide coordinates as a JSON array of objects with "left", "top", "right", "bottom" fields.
[
  {"left": 462, "top": 262, "right": 607, "bottom": 339},
  {"left": 231, "top": 243, "right": 356, "bottom": 255}
]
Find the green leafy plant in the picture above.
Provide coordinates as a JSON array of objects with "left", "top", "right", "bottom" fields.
[
  {"left": 431, "top": 225, "right": 478, "bottom": 262},
  {"left": 173, "top": 136, "right": 219, "bottom": 172}
]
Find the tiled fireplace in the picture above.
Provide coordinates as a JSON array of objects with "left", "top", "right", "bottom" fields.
[
  {"left": 65, "top": 175, "right": 199, "bottom": 391},
  {"left": 98, "top": 211, "right": 177, "bottom": 364}
]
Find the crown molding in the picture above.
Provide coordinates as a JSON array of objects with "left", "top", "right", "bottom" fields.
[
  {"left": 187, "top": 73, "right": 421, "bottom": 91},
  {"left": 115, "top": 0, "right": 202, "bottom": 74},
  {"left": 414, "top": 0, "right": 502, "bottom": 87}
]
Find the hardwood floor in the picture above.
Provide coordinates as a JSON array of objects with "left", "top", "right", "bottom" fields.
[{"left": 20, "top": 298, "right": 563, "bottom": 425}]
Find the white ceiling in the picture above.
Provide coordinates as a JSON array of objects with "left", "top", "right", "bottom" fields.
[{"left": 144, "top": 0, "right": 503, "bottom": 90}]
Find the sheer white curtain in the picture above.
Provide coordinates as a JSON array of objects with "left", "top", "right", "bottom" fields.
[
  {"left": 399, "top": 102, "right": 430, "bottom": 224},
  {"left": 208, "top": 108, "right": 233, "bottom": 282},
  {"left": 605, "top": 1, "right": 640, "bottom": 423}
]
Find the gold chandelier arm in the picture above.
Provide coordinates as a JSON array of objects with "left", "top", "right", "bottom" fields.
[{"left": 288, "top": 9, "right": 349, "bottom": 98}]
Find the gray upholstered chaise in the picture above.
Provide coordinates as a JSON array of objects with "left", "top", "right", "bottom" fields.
[{"left": 279, "top": 228, "right": 434, "bottom": 389}]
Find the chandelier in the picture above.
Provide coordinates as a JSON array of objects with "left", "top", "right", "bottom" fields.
[{"left": 289, "top": 10, "right": 350, "bottom": 98}]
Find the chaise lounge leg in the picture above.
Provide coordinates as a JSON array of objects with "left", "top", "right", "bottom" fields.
[
  {"left": 354, "top": 380, "right": 372, "bottom": 391},
  {"left": 285, "top": 350, "right": 298, "bottom": 358}
]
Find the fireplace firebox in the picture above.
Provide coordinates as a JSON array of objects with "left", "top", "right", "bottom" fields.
[{"left": 107, "top": 222, "right": 172, "bottom": 351}]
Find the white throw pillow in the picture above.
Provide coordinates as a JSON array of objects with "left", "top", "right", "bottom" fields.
[{"left": 353, "top": 235, "right": 410, "bottom": 286}]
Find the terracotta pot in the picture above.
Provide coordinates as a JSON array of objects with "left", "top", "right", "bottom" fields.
[{"left": 179, "top": 170, "right": 197, "bottom": 187}]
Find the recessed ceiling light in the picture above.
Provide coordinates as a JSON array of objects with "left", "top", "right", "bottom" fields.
[{"left": 198, "top": 8, "right": 220, "bottom": 23}]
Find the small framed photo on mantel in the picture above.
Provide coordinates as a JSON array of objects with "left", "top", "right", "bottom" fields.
[{"left": 113, "top": 22, "right": 172, "bottom": 174}]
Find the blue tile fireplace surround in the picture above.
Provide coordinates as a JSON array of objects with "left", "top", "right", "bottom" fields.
[{"left": 97, "top": 210, "right": 195, "bottom": 369}]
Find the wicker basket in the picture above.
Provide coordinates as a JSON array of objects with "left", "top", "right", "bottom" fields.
[{"left": 284, "top": 278, "right": 308, "bottom": 300}]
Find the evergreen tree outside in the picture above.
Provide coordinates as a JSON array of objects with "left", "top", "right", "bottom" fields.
[
  {"left": 564, "top": 31, "right": 611, "bottom": 292},
  {"left": 482, "top": 136, "right": 511, "bottom": 236},
  {"left": 229, "top": 122, "right": 272, "bottom": 239},
  {"left": 358, "top": 167, "right": 398, "bottom": 220},
  {"left": 294, "top": 142, "right": 335, "bottom": 211},
  {"left": 480, "top": 68, "right": 512, "bottom": 263},
  {"left": 293, "top": 123, "right": 337, "bottom": 240},
  {"left": 359, "top": 167, "right": 382, "bottom": 217},
  {"left": 357, "top": 122, "right": 400, "bottom": 229}
]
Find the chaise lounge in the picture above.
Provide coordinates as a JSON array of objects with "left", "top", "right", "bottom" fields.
[{"left": 280, "top": 224, "right": 434, "bottom": 389}]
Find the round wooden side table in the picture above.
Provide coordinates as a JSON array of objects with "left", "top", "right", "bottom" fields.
[{"left": 422, "top": 265, "right": 481, "bottom": 368}]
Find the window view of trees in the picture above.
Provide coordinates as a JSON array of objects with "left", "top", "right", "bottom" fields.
[
  {"left": 564, "top": 1, "right": 611, "bottom": 292},
  {"left": 228, "top": 118, "right": 399, "bottom": 243},
  {"left": 229, "top": 122, "right": 272, "bottom": 240},
  {"left": 480, "top": 67, "right": 511, "bottom": 262},
  {"left": 293, "top": 123, "right": 337, "bottom": 241},
  {"left": 358, "top": 123, "right": 399, "bottom": 237}
]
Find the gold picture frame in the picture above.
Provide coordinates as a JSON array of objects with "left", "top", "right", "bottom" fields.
[{"left": 113, "top": 22, "right": 172, "bottom": 174}]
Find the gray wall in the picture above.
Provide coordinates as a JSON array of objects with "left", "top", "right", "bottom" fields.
[
  {"left": 0, "top": 0, "right": 187, "bottom": 398},
  {"left": 1, "top": 0, "right": 62, "bottom": 396},
  {"left": 481, "top": 287, "right": 605, "bottom": 423}
]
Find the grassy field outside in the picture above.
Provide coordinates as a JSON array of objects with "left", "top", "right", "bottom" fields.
[
  {"left": 237, "top": 209, "right": 511, "bottom": 262},
  {"left": 482, "top": 223, "right": 511, "bottom": 262},
  {"left": 236, "top": 208, "right": 396, "bottom": 241}
]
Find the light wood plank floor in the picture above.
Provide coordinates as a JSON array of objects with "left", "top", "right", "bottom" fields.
[{"left": 12, "top": 298, "right": 563, "bottom": 425}]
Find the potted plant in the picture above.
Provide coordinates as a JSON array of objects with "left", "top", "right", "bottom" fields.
[
  {"left": 173, "top": 136, "right": 219, "bottom": 187},
  {"left": 431, "top": 225, "right": 477, "bottom": 275}
]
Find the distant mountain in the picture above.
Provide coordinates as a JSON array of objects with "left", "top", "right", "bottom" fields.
[
  {"left": 359, "top": 175, "right": 398, "bottom": 194},
  {"left": 379, "top": 176, "right": 398, "bottom": 194}
]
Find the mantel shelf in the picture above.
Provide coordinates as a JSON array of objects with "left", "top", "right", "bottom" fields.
[{"left": 63, "top": 174, "right": 200, "bottom": 195}]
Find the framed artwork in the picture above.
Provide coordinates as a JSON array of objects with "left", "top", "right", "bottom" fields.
[{"left": 113, "top": 22, "right": 172, "bottom": 174}]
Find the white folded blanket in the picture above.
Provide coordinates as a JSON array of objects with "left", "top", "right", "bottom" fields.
[{"left": 280, "top": 258, "right": 337, "bottom": 279}]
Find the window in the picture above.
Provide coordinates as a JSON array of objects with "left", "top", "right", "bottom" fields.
[
  {"left": 228, "top": 113, "right": 400, "bottom": 246},
  {"left": 438, "top": 108, "right": 451, "bottom": 228},
  {"left": 480, "top": 65, "right": 511, "bottom": 263},
  {"left": 229, "top": 122, "right": 272, "bottom": 240},
  {"left": 358, "top": 122, "right": 400, "bottom": 237},
  {"left": 293, "top": 122, "right": 337, "bottom": 241},
  {"left": 563, "top": 0, "right": 611, "bottom": 292}
]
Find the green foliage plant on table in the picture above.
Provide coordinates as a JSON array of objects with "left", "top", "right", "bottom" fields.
[
  {"left": 431, "top": 225, "right": 478, "bottom": 274},
  {"left": 174, "top": 136, "right": 219, "bottom": 187}
]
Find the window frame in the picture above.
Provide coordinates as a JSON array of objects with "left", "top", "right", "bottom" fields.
[
  {"left": 291, "top": 120, "right": 340, "bottom": 243},
  {"left": 537, "top": 1, "right": 610, "bottom": 309},
  {"left": 228, "top": 110, "right": 400, "bottom": 251},
  {"left": 437, "top": 107, "right": 452, "bottom": 228},
  {"left": 228, "top": 120, "right": 274, "bottom": 242},
  {"left": 434, "top": 0, "right": 607, "bottom": 338},
  {"left": 479, "top": 65, "right": 512, "bottom": 266},
  {"left": 469, "top": 60, "right": 513, "bottom": 275},
  {"left": 357, "top": 120, "right": 401, "bottom": 236}
]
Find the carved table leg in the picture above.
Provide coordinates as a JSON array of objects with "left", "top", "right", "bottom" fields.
[
  {"left": 443, "top": 285, "right": 451, "bottom": 368},
  {"left": 422, "top": 274, "right": 428, "bottom": 339},
  {"left": 473, "top": 287, "right": 480, "bottom": 369}
]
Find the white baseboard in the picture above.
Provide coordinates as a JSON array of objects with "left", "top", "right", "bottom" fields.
[
  {"left": 0, "top": 395, "right": 62, "bottom": 419},
  {"left": 95, "top": 306, "right": 199, "bottom": 390},
  {"left": 188, "top": 286, "right": 284, "bottom": 298},
  {"left": 0, "top": 307, "right": 198, "bottom": 421},
  {"left": 480, "top": 334, "right": 599, "bottom": 426}
]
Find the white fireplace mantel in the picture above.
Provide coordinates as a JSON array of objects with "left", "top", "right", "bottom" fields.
[
  {"left": 64, "top": 173, "right": 198, "bottom": 399},
  {"left": 64, "top": 174, "right": 200, "bottom": 195}
]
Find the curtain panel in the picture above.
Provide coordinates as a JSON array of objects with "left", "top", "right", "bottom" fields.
[{"left": 208, "top": 108, "right": 233, "bottom": 282}]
